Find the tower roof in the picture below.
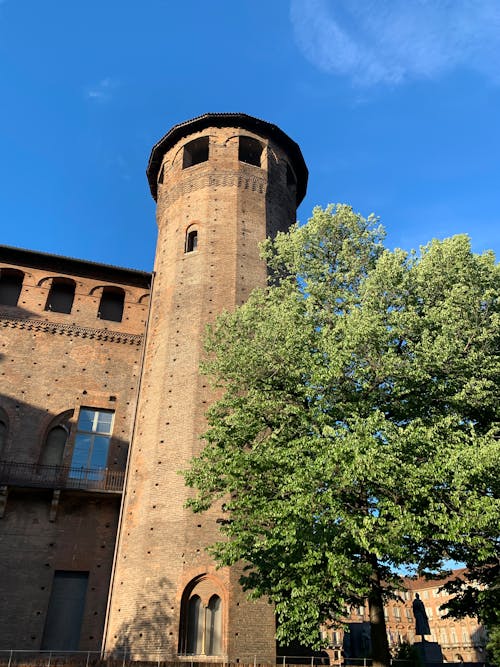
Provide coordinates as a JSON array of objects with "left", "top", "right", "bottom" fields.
[{"left": 146, "top": 112, "right": 308, "bottom": 204}]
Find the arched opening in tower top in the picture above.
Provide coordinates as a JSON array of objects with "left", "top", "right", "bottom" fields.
[
  {"left": 183, "top": 137, "right": 209, "bottom": 169},
  {"left": 238, "top": 136, "right": 263, "bottom": 166},
  {"left": 0, "top": 268, "right": 24, "bottom": 306},
  {"left": 98, "top": 287, "right": 125, "bottom": 322},
  {"left": 45, "top": 277, "right": 76, "bottom": 314}
]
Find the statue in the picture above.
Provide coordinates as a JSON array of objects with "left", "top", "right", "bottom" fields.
[
  {"left": 411, "top": 593, "right": 443, "bottom": 664},
  {"left": 412, "top": 593, "right": 431, "bottom": 640}
]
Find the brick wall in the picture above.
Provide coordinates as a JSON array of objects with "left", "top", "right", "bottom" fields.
[
  {"left": 0, "top": 254, "right": 150, "bottom": 650},
  {"left": 105, "top": 122, "right": 303, "bottom": 661}
]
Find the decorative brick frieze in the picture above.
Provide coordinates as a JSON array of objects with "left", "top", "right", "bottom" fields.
[
  {"left": 0, "top": 313, "right": 143, "bottom": 345},
  {"left": 159, "top": 170, "right": 267, "bottom": 207}
]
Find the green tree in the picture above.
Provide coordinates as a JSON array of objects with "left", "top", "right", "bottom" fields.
[
  {"left": 441, "top": 560, "right": 499, "bottom": 663},
  {"left": 487, "top": 625, "right": 500, "bottom": 666},
  {"left": 184, "top": 205, "right": 500, "bottom": 667}
]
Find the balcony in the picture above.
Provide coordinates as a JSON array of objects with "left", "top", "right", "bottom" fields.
[{"left": 0, "top": 460, "right": 124, "bottom": 494}]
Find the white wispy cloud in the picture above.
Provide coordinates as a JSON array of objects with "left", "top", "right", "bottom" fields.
[
  {"left": 85, "top": 77, "right": 117, "bottom": 102},
  {"left": 290, "top": 0, "right": 500, "bottom": 86}
]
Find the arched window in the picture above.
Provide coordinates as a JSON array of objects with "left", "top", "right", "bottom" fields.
[
  {"left": 0, "top": 269, "right": 24, "bottom": 306},
  {"left": 186, "top": 595, "right": 203, "bottom": 655},
  {"left": 206, "top": 595, "right": 222, "bottom": 656},
  {"left": 183, "top": 137, "right": 209, "bottom": 169},
  {"left": 41, "top": 426, "right": 68, "bottom": 466},
  {"left": 45, "top": 278, "right": 75, "bottom": 314},
  {"left": 238, "top": 136, "right": 263, "bottom": 167},
  {"left": 98, "top": 287, "right": 125, "bottom": 322},
  {"left": 185, "top": 228, "right": 198, "bottom": 253},
  {"left": 179, "top": 579, "right": 224, "bottom": 656},
  {"left": 40, "top": 411, "right": 73, "bottom": 467}
]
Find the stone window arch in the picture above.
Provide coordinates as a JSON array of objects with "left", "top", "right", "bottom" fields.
[
  {"left": 0, "top": 268, "right": 24, "bottom": 306},
  {"left": 39, "top": 410, "right": 74, "bottom": 467},
  {"left": 45, "top": 278, "right": 76, "bottom": 314},
  {"left": 98, "top": 287, "right": 125, "bottom": 322},
  {"left": 185, "top": 226, "right": 198, "bottom": 253},
  {"left": 179, "top": 576, "right": 224, "bottom": 656}
]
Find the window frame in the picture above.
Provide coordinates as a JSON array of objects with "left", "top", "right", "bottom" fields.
[
  {"left": 185, "top": 228, "right": 198, "bottom": 253},
  {"left": 179, "top": 579, "right": 224, "bottom": 657},
  {"left": 69, "top": 408, "right": 114, "bottom": 478}
]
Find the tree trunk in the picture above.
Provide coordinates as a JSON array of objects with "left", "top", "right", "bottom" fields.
[{"left": 368, "top": 556, "right": 391, "bottom": 667}]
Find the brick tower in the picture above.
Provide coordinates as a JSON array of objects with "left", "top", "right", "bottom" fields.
[{"left": 103, "top": 114, "right": 308, "bottom": 661}]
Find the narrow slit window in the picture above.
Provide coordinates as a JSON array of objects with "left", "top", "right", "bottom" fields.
[
  {"left": 45, "top": 278, "right": 75, "bottom": 314},
  {"left": 158, "top": 164, "right": 165, "bottom": 184},
  {"left": 0, "top": 269, "right": 24, "bottom": 306},
  {"left": 238, "top": 136, "right": 263, "bottom": 166},
  {"left": 206, "top": 594, "right": 222, "bottom": 655},
  {"left": 185, "top": 229, "right": 198, "bottom": 253},
  {"left": 98, "top": 287, "right": 125, "bottom": 322},
  {"left": 186, "top": 595, "right": 203, "bottom": 655},
  {"left": 183, "top": 137, "right": 209, "bottom": 168}
]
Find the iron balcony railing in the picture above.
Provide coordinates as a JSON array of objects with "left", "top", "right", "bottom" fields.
[{"left": 0, "top": 460, "right": 124, "bottom": 494}]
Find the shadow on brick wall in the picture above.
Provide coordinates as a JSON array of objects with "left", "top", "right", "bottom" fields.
[{"left": 110, "top": 576, "right": 174, "bottom": 659}]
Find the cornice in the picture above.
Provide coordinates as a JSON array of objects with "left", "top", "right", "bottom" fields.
[{"left": 0, "top": 314, "right": 144, "bottom": 346}]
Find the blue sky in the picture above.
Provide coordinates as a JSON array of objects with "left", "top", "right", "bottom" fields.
[{"left": 1, "top": 0, "right": 499, "bottom": 271}]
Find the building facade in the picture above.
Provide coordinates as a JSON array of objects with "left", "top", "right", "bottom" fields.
[
  {"left": 0, "top": 113, "right": 485, "bottom": 664},
  {"left": 322, "top": 573, "right": 487, "bottom": 664},
  {"left": 0, "top": 246, "right": 150, "bottom": 651},
  {"left": 0, "top": 113, "right": 307, "bottom": 661}
]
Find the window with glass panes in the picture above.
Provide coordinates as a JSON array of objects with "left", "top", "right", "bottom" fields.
[{"left": 70, "top": 409, "right": 113, "bottom": 472}]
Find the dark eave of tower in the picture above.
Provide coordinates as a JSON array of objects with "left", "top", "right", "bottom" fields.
[
  {"left": 147, "top": 112, "right": 308, "bottom": 205},
  {"left": 0, "top": 245, "right": 152, "bottom": 288}
]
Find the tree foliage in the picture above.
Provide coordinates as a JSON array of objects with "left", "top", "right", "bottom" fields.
[{"left": 184, "top": 205, "right": 500, "bottom": 667}]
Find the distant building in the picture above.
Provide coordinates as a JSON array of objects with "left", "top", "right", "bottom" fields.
[{"left": 321, "top": 571, "right": 487, "bottom": 664}]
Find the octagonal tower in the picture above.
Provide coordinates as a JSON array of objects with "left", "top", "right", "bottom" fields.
[{"left": 104, "top": 114, "right": 308, "bottom": 661}]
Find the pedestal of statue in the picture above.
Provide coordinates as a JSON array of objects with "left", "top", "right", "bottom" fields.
[{"left": 413, "top": 640, "right": 443, "bottom": 665}]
